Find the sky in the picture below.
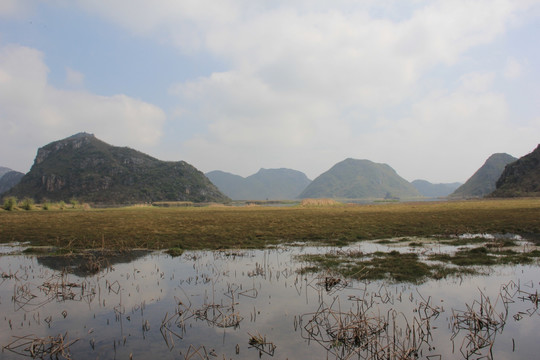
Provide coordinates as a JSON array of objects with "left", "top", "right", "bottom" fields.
[{"left": 0, "top": 0, "right": 539, "bottom": 183}]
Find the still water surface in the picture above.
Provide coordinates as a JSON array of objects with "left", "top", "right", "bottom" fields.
[{"left": 1, "top": 241, "right": 539, "bottom": 359}]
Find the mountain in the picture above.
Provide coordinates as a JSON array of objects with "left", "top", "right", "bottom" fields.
[
  {"left": 298, "top": 158, "right": 420, "bottom": 199},
  {"left": 4, "top": 133, "right": 229, "bottom": 204},
  {"left": 411, "top": 179, "right": 462, "bottom": 198},
  {"left": 489, "top": 144, "right": 540, "bottom": 197},
  {"left": 206, "top": 168, "right": 311, "bottom": 200},
  {"left": 0, "top": 170, "right": 25, "bottom": 194},
  {"left": 0, "top": 166, "right": 13, "bottom": 178},
  {"left": 449, "top": 153, "right": 517, "bottom": 198}
]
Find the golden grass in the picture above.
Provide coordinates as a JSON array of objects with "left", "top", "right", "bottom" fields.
[
  {"left": 0, "top": 198, "right": 539, "bottom": 250},
  {"left": 300, "top": 198, "right": 341, "bottom": 206}
]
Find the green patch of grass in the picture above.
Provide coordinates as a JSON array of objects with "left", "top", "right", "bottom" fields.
[
  {"left": 430, "top": 265, "right": 478, "bottom": 280},
  {"left": 297, "top": 242, "right": 539, "bottom": 283},
  {"left": 298, "top": 253, "right": 346, "bottom": 269},
  {"left": 298, "top": 265, "right": 321, "bottom": 274},
  {"left": 440, "top": 237, "right": 489, "bottom": 246},
  {"left": 298, "top": 250, "right": 433, "bottom": 283},
  {"left": 485, "top": 239, "right": 517, "bottom": 248},
  {"left": 327, "top": 238, "right": 351, "bottom": 247},
  {"left": 430, "top": 247, "right": 496, "bottom": 266},
  {"left": 23, "top": 246, "right": 54, "bottom": 254},
  {"left": 430, "top": 246, "right": 540, "bottom": 266},
  {"left": 166, "top": 247, "right": 184, "bottom": 257}
]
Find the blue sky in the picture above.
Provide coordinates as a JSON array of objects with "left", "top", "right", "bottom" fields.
[{"left": 1, "top": 0, "right": 539, "bottom": 183}]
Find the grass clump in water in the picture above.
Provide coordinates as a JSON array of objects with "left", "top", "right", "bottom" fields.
[
  {"left": 430, "top": 246, "right": 540, "bottom": 266},
  {"left": 440, "top": 237, "right": 489, "bottom": 246},
  {"left": 166, "top": 247, "right": 184, "bottom": 257},
  {"left": 430, "top": 247, "right": 495, "bottom": 266},
  {"left": 298, "top": 250, "right": 433, "bottom": 284}
]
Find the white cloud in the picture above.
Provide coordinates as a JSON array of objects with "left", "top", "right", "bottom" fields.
[
  {"left": 4, "top": 0, "right": 539, "bottom": 181},
  {"left": 0, "top": 44, "right": 166, "bottom": 172},
  {"left": 503, "top": 57, "right": 523, "bottom": 79},
  {"left": 65, "top": 67, "right": 85, "bottom": 88},
  {"left": 162, "top": 0, "right": 536, "bottom": 179},
  {"left": 459, "top": 72, "right": 495, "bottom": 93},
  {"left": 352, "top": 76, "right": 539, "bottom": 183}
]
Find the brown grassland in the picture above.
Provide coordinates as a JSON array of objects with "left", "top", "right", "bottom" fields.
[{"left": 0, "top": 198, "right": 539, "bottom": 251}]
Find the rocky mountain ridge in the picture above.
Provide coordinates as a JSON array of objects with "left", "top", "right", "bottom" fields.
[
  {"left": 490, "top": 144, "right": 540, "bottom": 197},
  {"left": 4, "top": 133, "right": 229, "bottom": 204}
]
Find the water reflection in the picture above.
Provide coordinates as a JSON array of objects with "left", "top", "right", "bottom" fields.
[
  {"left": 0, "top": 242, "right": 539, "bottom": 359},
  {"left": 36, "top": 250, "right": 151, "bottom": 276}
]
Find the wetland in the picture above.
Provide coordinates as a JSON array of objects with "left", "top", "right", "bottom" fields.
[{"left": 1, "top": 198, "right": 540, "bottom": 359}]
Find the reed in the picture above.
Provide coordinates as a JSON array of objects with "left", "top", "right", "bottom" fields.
[{"left": 3, "top": 332, "right": 79, "bottom": 359}]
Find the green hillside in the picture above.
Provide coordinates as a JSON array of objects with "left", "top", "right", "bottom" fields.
[
  {"left": 450, "top": 153, "right": 517, "bottom": 198},
  {"left": 5, "top": 133, "right": 229, "bottom": 204},
  {"left": 298, "top": 158, "right": 420, "bottom": 199}
]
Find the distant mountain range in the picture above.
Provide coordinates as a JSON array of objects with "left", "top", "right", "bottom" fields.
[
  {"left": 206, "top": 168, "right": 311, "bottom": 200},
  {"left": 490, "top": 144, "right": 540, "bottom": 197},
  {"left": 3, "top": 133, "right": 538, "bottom": 204},
  {"left": 299, "top": 158, "right": 420, "bottom": 199},
  {"left": 450, "top": 153, "right": 517, "bottom": 198},
  {"left": 0, "top": 168, "right": 25, "bottom": 194},
  {"left": 411, "top": 180, "right": 462, "bottom": 198},
  {"left": 3, "top": 133, "right": 229, "bottom": 204}
]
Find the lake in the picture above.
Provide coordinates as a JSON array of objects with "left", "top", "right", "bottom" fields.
[{"left": 1, "top": 239, "right": 539, "bottom": 359}]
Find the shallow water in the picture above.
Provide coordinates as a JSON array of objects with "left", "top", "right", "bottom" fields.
[{"left": 0, "top": 241, "right": 539, "bottom": 359}]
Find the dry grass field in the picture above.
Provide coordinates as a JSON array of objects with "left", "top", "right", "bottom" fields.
[{"left": 1, "top": 198, "right": 539, "bottom": 251}]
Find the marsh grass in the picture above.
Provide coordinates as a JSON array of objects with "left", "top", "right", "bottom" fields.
[
  {"left": 429, "top": 245, "right": 540, "bottom": 266},
  {"left": 165, "top": 247, "right": 184, "bottom": 257},
  {"left": 298, "top": 244, "right": 540, "bottom": 283},
  {"left": 440, "top": 237, "right": 488, "bottom": 246},
  {"left": 0, "top": 198, "right": 539, "bottom": 251},
  {"left": 152, "top": 201, "right": 193, "bottom": 207},
  {"left": 298, "top": 250, "right": 433, "bottom": 283}
]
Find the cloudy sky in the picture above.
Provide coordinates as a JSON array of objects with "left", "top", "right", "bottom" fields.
[{"left": 0, "top": 0, "right": 539, "bottom": 183}]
